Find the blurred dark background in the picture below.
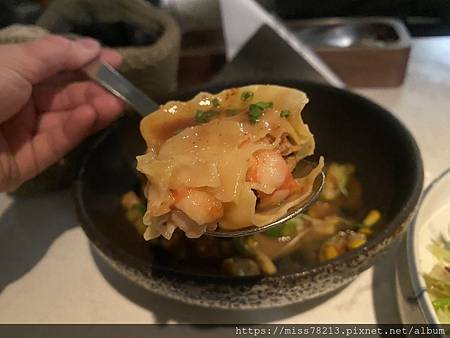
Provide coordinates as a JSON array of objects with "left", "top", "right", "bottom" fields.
[
  {"left": 2, "top": 0, "right": 450, "bottom": 36},
  {"left": 1, "top": 0, "right": 449, "bottom": 90},
  {"left": 1, "top": 0, "right": 449, "bottom": 94},
  {"left": 273, "top": 0, "right": 450, "bottom": 36}
]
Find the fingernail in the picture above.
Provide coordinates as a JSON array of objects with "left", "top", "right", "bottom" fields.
[{"left": 77, "top": 37, "right": 100, "bottom": 50}]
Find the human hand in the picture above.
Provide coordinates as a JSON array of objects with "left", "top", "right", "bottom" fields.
[{"left": 0, "top": 35, "right": 124, "bottom": 192}]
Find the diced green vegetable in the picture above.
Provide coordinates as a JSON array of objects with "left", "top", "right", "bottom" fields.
[
  {"left": 195, "top": 109, "right": 219, "bottom": 123},
  {"left": 248, "top": 107, "right": 262, "bottom": 123},
  {"left": 253, "top": 101, "right": 273, "bottom": 109},
  {"left": 248, "top": 106, "right": 262, "bottom": 123},
  {"left": 211, "top": 97, "right": 220, "bottom": 107},
  {"left": 248, "top": 101, "right": 273, "bottom": 123},
  {"left": 263, "top": 219, "right": 298, "bottom": 237},
  {"left": 263, "top": 226, "right": 284, "bottom": 238},
  {"left": 241, "top": 91, "right": 254, "bottom": 101}
]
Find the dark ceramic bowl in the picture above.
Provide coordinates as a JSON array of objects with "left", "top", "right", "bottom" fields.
[{"left": 74, "top": 80, "right": 423, "bottom": 309}]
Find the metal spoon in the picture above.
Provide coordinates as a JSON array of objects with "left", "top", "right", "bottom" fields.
[
  {"left": 82, "top": 59, "right": 159, "bottom": 116},
  {"left": 82, "top": 60, "right": 325, "bottom": 237}
]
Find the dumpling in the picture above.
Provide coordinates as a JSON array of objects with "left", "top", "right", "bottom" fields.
[{"left": 136, "top": 85, "right": 323, "bottom": 239}]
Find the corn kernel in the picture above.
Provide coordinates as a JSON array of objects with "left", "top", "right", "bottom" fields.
[
  {"left": 246, "top": 237, "right": 258, "bottom": 249},
  {"left": 121, "top": 191, "right": 141, "bottom": 208},
  {"left": 363, "top": 209, "right": 381, "bottom": 227},
  {"left": 323, "top": 245, "right": 339, "bottom": 260},
  {"left": 358, "top": 227, "right": 373, "bottom": 236},
  {"left": 347, "top": 236, "right": 367, "bottom": 250}
]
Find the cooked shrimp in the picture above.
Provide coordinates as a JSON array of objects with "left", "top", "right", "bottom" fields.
[
  {"left": 246, "top": 150, "right": 290, "bottom": 190},
  {"left": 172, "top": 187, "right": 224, "bottom": 225},
  {"left": 246, "top": 150, "right": 300, "bottom": 209}
]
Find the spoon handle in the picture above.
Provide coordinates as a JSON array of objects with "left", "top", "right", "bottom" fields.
[{"left": 82, "top": 59, "right": 159, "bottom": 117}]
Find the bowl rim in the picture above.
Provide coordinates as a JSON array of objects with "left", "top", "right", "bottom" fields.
[
  {"left": 74, "top": 79, "right": 424, "bottom": 283},
  {"left": 406, "top": 167, "right": 450, "bottom": 325}
]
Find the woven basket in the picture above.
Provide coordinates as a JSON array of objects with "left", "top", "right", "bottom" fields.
[
  {"left": 0, "top": 24, "right": 49, "bottom": 43},
  {"left": 37, "top": 0, "right": 180, "bottom": 100}
]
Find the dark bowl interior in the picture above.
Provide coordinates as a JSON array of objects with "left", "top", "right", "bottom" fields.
[{"left": 74, "top": 80, "right": 423, "bottom": 284}]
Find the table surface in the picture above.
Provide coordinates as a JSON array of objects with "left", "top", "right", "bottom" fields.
[{"left": 1, "top": 37, "right": 450, "bottom": 325}]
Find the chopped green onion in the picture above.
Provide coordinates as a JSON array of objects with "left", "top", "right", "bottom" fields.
[
  {"left": 211, "top": 97, "right": 220, "bottom": 107},
  {"left": 248, "top": 105, "right": 263, "bottom": 123},
  {"left": 195, "top": 109, "right": 219, "bottom": 123},
  {"left": 241, "top": 91, "right": 254, "bottom": 101},
  {"left": 280, "top": 110, "right": 291, "bottom": 118},
  {"left": 248, "top": 101, "right": 273, "bottom": 123},
  {"left": 195, "top": 110, "right": 208, "bottom": 123},
  {"left": 253, "top": 101, "right": 273, "bottom": 109}
]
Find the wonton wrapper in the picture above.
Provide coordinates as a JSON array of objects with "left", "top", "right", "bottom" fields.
[{"left": 136, "top": 85, "right": 322, "bottom": 239}]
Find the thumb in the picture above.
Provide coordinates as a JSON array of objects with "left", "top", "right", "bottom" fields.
[{"left": 1, "top": 35, "right": 101, "bottom": 84}]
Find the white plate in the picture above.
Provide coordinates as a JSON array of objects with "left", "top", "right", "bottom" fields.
[{"left": 406, "top": 168, "right": 450, "bottom": 326}]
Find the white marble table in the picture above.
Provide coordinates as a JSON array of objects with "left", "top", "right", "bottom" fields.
[{"left": 0, "top": 37, "right": 449, "bottom": 325}]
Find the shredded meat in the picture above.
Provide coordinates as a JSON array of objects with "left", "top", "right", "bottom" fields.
[
  {"left": 261, "top": 134, "right": 276, "bottom": 144},
  {"left": 278, "top": 134, "right": 299, "bottom": 156}
]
